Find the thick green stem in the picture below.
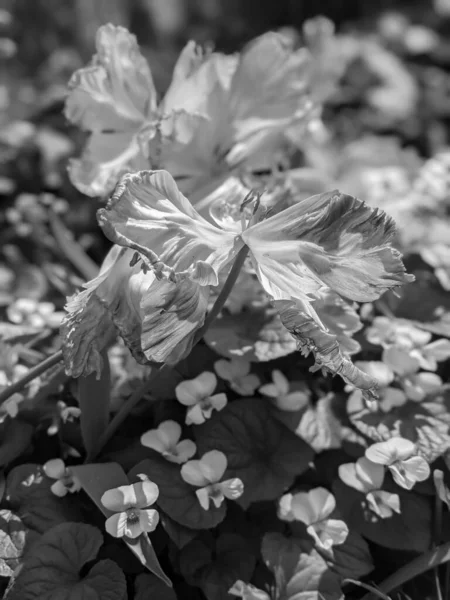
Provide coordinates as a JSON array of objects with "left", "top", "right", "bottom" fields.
[
  {"left": 0, "top": 350, "right": 63, "bottom": 405},
  {"left": 90, "top": 245, "right": 250, "bottom": 460}
]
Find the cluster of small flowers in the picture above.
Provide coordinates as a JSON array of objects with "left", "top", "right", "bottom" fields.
[
  {"left": 350, "top": 316, "right": 450, "bottom": 412},
  {"left": 0, "top": 343, "right": 41, "bottom": 422}
]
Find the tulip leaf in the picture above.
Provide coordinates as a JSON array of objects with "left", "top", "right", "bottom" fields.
[
  {"left": 5, "top": 464, "right": 82, "bottom": 533},
  {"left": 262, "top": 533, "right": 343, "bottom": 600},
  {"left": 6, "top": 522, "right": 127, "bottom": 600},
  {"left": 77, "top": 350, "right": 111, "bottom": 460},
  {"left": 195, "top": 398, "right": 314, "bottom": 508},
  {"left": 71, "top": 462, "right": 171, "bottom": 587},
  {"left": 333, "top": 477, "right": 432, "bottom": 552},
  {"left": 128, "top": 453, "right": 227, "bottom": 530},
  {"left": 348, "top": 385, "right": 450, "bottom": 462}
]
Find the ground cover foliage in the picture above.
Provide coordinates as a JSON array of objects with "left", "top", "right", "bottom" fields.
[{"left": 2, "top": 3, "right": 450, "bottom": 599}]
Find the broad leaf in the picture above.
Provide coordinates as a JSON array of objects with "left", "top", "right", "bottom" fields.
[
  {"left": 5, "top": 464, "right": 82, "bottom": 533},
  {"left": 129, "top": 454, "right": 227, "bottom": 530},
  {"left": 333, "top": 477, "right": 432, "bottom": 552},
  {"left": 71, "top": 462, "right": 171, "bottom": 586},
  {"left": 135, "top": 573, "right": 177, "bottom": 600},
  {"left": 0, "top": 420, "right": 34, "bottom": 466},
  {"left": 204, "top": 306, "right": 296, "bottom": 362},
  {"left": 7, "top": 522, "right": 127, "bottom": 600},
  {"left": 319, "top": 530, "right": 373, "bottom": 581},
  {"left": 77, "top": 351, "right": 111, "bottom": 459},
  {"left": 262, "top": 533, "right": 343, "bottom": 600},
  {"left": 179, "top": 534, "right": 256, "bottom": 600},
  {"left": 348, "top": 385, "right": 450, "bottom": 462},
  {"left": 160, "top": 513, "right": 197, "bottom": 549},
  {"left": 195, "top": 398, "right": 314, "bottom": 507},
  {"left": 0, "top": 510, "right": 27, "bottom": 577}
]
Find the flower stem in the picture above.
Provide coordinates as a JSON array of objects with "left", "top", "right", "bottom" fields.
[
  {"left": 91, "top": 245, "right": 249, "bottom": 460},
  {"left": 0, "top": 350, "right": 63, "bottom": 405}
]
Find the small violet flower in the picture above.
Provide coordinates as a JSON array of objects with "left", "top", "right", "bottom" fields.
[
  {"left": 100, "top": 480, "right": 160, "bottom": 539},
  {"left": 278, "top": 487, "right": 348, "bottom": 550},
  {"left": 259, "top": 370, "right": 309, "bottom": 412},
  {"left": 181, "top": 450, "right": 244, "bottom": 510},
  {"left": 365, "top": 437, "right": 430, "bottom": 490},
  {"left": 339, "top": 456, "right": 400, "bottom": 518},
  {"left": 214, "top": 358, "right": 260, "bottom": 396},
  {"left": 176, "top": 372, "right": 227, "bottom": 425},
  {"left": 43, "top": 458, "right": 81, "bottom": 497},
  {"left": 141, "top": 420, "right": 196, "bottom": 464}
]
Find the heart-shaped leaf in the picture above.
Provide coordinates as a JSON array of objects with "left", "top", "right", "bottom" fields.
[
  {"left": 0, "top": 510, "right": 27, "bottom": 577},
  {"left": 135, "top": 573, "right": 178, "bottom": 600},
  {"left": 262, "top": 533, "right": 343, "bottom": 600},
  {"left": 5, "top": 464, "right": 82, "bottom": 533},
  {"left": 0, "top": 420, "right": 34, "bottom": 467},
  {"left": 348, "top": 385, "right": 450, "bottom": 462},
  {"left": 6, "top": 522, "right": 126, "bottom": 600},
  {"left": 129, "top": 454, "right": 226, "bottom": 530},
  {"left": 179, "top": 534, "right": 256, "bottom": 600},
  {"left": 204, "top": 306, "right": 296, "bottom": 362},
  {"left": 333, "top": 477, "right": 432, "bottom": 552},
  {"left": 195, "top": 398, "right": 314, "bottom": 507},
  {"left": 319, "top": 530, "right": 374, "bottom": 581}
]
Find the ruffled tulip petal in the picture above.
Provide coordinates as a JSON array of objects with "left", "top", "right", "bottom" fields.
[
  {"left": 138, "top": 508, "right": 160, "bottom": 533},
  {"left": 243, "top": 191, "right": 413, "bottom": 303},
  {"left": 97, "top": 170, "right": 241, "bottom": 285},
  {"left": 199, "top": 450, "right": 228, "bottom": 483},
  {"left": 176, "top": 372, "right": 218, "bottom": 406},
  {"left": 181, "top": 460, "right": 210, "bottom": 487},
  {"left": 105, "top": 512, "right": 129, "bottom": 538},
  {"left": 220, "top": 478, "right": 244, "bottom": 501},
  {"left": 276, "top": 299, "right": 378, "bottom": 401},
  {"left": 365, "top": 438, "right": 415, "bottom": 465},
  {"left": 65, "top": 24, "right": 156, "bottom": 131}
]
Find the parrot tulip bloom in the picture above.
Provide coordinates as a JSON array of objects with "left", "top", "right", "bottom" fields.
[{"left": 61, "top": 170, "right": 412, "bottom": 400}]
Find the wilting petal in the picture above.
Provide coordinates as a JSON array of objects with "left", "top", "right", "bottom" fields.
[
  {"left": 220, "top": 478, "right": 244, "bottom": 501},
  {"left": 227, "top": 32, "right": 313, "bottom": 166},
  {"left": 138, "top": 508, "right": 160, "bottom": 533},
  {"left": 43, "top": 458, "right": 66, "bottom": 480},
  {"left": 68, "top": 131, "right": 148, "bottom": 197},
  {"left": 176, "top": 372, "right": 218, "bottom": 406},
  {"left": 365, "top": 438, "right": 415, "bottom": 465},
  {"left": 65, "top": 24, "right": 156, "bottom": 131},
  {"left": 105, "top": 512, "right": 129, "bottom": 538},
  {"left": 243, "top": 191, "right": 413, "bottom": 303},
  {"left": 276, "top": 299, "right": 378, "bottom": 401},
  {"left": 181, "top": 460, "right": 209, "bottom": 487},
  {"left": 199, "top": 450, "right": 228, "bottom": 483},
  {"left": 97, "top": 170, "right": 241, "bottom": 285},
  {"left": 390, "top": 456, "right": 430, "bottom": 490}
]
